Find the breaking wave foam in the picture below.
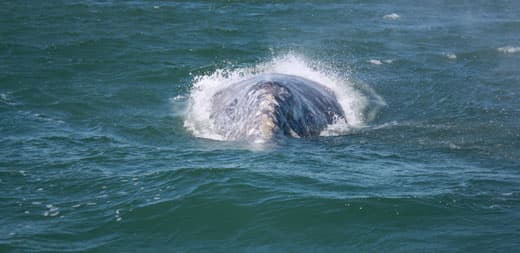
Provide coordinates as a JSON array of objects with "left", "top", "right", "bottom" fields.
[{"left": 183, "top": 53, "right": 386, "bottom": 140}]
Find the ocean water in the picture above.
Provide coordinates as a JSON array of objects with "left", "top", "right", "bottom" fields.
[{"left": 1, "top": 0, "right": 520, "bottom": 252}]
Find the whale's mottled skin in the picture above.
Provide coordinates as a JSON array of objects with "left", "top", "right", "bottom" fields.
[{"left": 210, "top": 73, "right": 346, "bottom": 141}]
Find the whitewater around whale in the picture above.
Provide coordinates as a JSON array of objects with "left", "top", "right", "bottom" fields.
[{"left": 209, "top": 73, "right": 347, "bottom": 141}]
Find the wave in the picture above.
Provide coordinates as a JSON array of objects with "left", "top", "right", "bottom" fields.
[
  {"left": 0, "top": 92, "right": 20, "bottom": 106},
  {"left": 383, "top": 13, "right": 400, "bottom": 20},
  {"left": 497, "top": 46, "right": 520, "bottom": 54},
  {"left": 183, "top": 52, "right": 386, "bottom": 141}
]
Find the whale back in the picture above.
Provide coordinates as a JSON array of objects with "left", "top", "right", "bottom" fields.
[{"left": 210, "top": 74, "right": 346, "bottom": 140}]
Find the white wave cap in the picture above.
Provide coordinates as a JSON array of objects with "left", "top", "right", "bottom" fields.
[
  {"left": 183, "top": 53, "right": 386, "bottom": 140},
  {"left": 383, "top": 13, "right": 400, "bottom": 20},
  {"left": 497, "top": 46, "right": 520, "bottom": 54},
  {"left": 444, "top": 53, "right": 457, "bottom": 59},
  {"left": 369, "top": 59, "right": 383, "bottom": 65}
]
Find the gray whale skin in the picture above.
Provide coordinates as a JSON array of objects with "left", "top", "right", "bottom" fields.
[{"left": 210, "top": 73, "right": 346, "bottom": 140}]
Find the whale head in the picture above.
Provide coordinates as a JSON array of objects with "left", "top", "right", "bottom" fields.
[{"left": 210, "top": 74, "right": 346, "bottom": 141}]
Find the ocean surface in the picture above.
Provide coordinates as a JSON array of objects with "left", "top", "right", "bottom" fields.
[{"left": 1, "top": 0, "right": 520, "bottom": 252}]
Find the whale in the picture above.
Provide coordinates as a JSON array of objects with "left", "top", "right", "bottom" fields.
[{"left": 210, "top": 73, "right": 346, "bottom": 141}]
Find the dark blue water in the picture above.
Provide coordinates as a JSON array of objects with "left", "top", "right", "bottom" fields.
[{"left": 1, "top": 1, "right": 519, "bottom": 252}]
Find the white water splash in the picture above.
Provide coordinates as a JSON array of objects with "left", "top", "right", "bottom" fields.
[{"left": 183, "top": 53, "right": 386, "bottom": 141}]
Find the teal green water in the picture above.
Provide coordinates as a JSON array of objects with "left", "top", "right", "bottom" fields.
[{"left": 1, "top": 1, "right": 520, "bottom": 252}]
